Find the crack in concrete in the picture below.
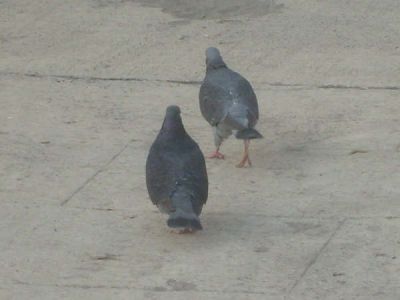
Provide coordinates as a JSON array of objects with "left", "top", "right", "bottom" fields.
[
  {"left": 60, "top": 140, "right": 132, "bottom": 206},
  {"left": 1, "top": 71, "right": 200, "bottom": 85},
  {"left": 286, "top": 218, "right": 347, "bottom": 297},
  {"left": 58, "top": 206, "right": 400, "bottom": 220},
  {"left": 1, "top": 71, "right": 400, "bottom": 91}
]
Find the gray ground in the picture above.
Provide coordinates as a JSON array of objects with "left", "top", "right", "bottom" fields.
[{"left": 1, "top": 0, "right": 400, "bottom": 299}]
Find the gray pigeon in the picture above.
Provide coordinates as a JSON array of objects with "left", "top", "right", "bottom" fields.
[
  {"left": 199, "top": 47, "right": 262, "bottom": 167},
  {"left": 146, "top": 105, "right": 208, "bottom": 233}
]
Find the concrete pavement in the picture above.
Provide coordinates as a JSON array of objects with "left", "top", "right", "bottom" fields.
[{"left": 1, "top": 1, "right": 399, "bottom": 299}]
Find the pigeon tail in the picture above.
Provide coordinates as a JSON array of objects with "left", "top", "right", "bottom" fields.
[
  {"left": 235, "top": 128, "right": 263, "bottom": 140},
  {"left": 167, "top": 209, "right": 203, "bottom": 231}
]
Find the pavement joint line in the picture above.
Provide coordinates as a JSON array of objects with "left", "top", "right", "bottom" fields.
[
  {"left": 56, "top": 207, "right": 400, "bottom": 220},
  {"left": 17, "top": 202, "right": 400, "bottom": 220},
  {"left": 4, "top": 201, "right": 400, "bottom": 220},
  {"left": 10, "top": 280, "right": 267, "bottom": 295},
  {"left": 60, "top": 140, "right": 133, "bottom": 206},
  {"left": 1, "top": 71, "right": 400, "bottom": 91},
  {"left": 0, "top": 71, "right": 200, "bottom": 85},
  {"left": 286, "top": 218, "right": 347, "bottom": 297}
]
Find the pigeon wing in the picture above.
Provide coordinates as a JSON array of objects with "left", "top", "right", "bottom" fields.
[
  {"left": 230, "top": 72, "right": 259, "bottom": 123},
  {"left": 179, "top": 142, "right": 208, "bottom": 214},
  {"left": 199, "top": 78, "right": 231, "bottom": 126},
  {"left": 146, "top": 143, "right": 177, "bottom": 206},
  {"left": 146, "top": 137, "right": 208, "bottom": 210}
]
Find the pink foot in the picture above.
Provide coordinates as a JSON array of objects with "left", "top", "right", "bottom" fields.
[
  {"left": 208, "top": 151, "right": 225, "bottom": 159},
  {"left": 236, "top": 156, "right": 252, "bottom": 168}
]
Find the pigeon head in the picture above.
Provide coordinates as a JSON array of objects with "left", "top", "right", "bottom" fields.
[
  {"left": 161, "top": 105, "right": 186, "bottom": 135},
  {"left": 166, "top": 105, "right": 181, "bottom": 117},
  {"left": 205, "top": 47, "right": 226, "bottom": 71}
]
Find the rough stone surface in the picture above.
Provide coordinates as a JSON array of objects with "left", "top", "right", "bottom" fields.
[{"left": 1, "top": 1, "right": 399, "bottom": 299}]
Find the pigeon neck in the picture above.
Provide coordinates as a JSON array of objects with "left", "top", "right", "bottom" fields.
[{"left": 206, "top": 62, "right": 227, "bottom": 72}]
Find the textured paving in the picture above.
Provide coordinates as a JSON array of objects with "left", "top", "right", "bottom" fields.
[{"left": 1, "top": 1, "right": 399, "bottom": 299}]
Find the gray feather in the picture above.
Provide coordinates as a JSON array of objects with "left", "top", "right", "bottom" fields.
[
  {"left": 146, "top": 106, "right": 208, "bottom": 230},
  {"left": 199, "top": 47, "right": 261, "bottom": 142}
]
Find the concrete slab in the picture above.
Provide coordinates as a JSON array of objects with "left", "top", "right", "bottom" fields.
[
  {"left": 1, "top": 0, "right": 400, "bottom": 299},
  {"left": 289, "top": 218, "right": 400, "bottom": 300},
  {"left": 2, "top": 1, "right": 400, "bottom": 85},
  {"left": 61, "top": 84, "right": 399, "bottom": 219},
  {"left": 0, "top": 76, "right": 137, "bottom": 205},
  {"left": 0, "top": 203, "right": 340, "bottom": 299}
]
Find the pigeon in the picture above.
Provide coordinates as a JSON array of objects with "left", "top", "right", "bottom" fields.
[
  {"left": 146, "top": 105, "right": 208, "bottom": 233},
  {"left": 199, "top": 47, "right": 262, "bottom": 167}
]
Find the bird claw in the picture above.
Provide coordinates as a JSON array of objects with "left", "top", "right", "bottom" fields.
[
  {"left": 208, "top": 151, "right": 225, "bottom": 159},
  {"left": 170, "top": 228, "right": 195, "bottom": 234},
  {"left": 236, "top": 162, "right": 245, "bottom": 168},
  {"left": 236, "top": 156, "right": 252, "bottom": 168},
  {"left": 180, "top": 228, "right": 194, "bottom": 234}
]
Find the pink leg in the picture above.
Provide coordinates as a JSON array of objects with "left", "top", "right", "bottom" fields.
[
  {"left": 236, "top": 140, "right": 252, "bottom": 168},
  {"left": 208, "top": 147, "right": 225, "bottom": 159}
]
